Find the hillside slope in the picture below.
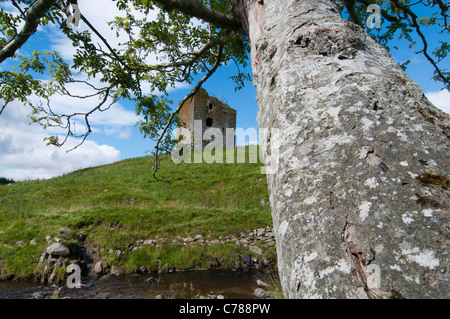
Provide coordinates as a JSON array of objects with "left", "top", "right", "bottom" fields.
[{"left": 0, "top": 147, "right": 274, "bottom": 280}]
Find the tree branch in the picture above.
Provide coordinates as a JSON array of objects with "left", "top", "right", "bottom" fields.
[
  {"left": 152, "top": 0, "right": 243, "bottom": 32},
  {"left": 355, "top": 0, "right": 400, "bottom": 22},
  {"left": 0, "top": 0, "right": 57, "bottom": 63},
  {"left": 389, "top": 0, "right": 449, "bottom": 87},
  {"left": 30, "top": 81, "right": 118, "bottom": 152},
  {"left": 152, "top": 42, "right": 225, "bottom": 181},
  {"left": 140, "top": 37, "right": 223, "bottom": 72},
  {"left": 343, "top": 0, "right": 363, "bottom": 26}
]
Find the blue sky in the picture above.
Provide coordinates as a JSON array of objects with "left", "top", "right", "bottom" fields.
[{"left": 0, "top": 0, "right": 449, "bottom": 180}]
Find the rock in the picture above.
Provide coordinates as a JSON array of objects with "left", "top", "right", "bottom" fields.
[
  {"left": 111, "top": 265, "right": 124, "bottom": 276},
  {"left": 93, "top": 262, "right": 103, "bottom": 274},
  {"left": 93, "top": 261, "right": 107, "bottom": 275},
  {"left": 254, "top": 288, "right": 270, "bottom": 299},
  {"left": 158, "top": 263, "right": 169, "bottom": 274},
  {"left": 257, "top": 280, "right": 270, "bottom": 288},
  {"left": 45, "top": 243, "right": 70, "bottom": 257},
  {"left": 15, "top": 241, "right": 24, "bottom": 246},
  {"left": 257, "top": 228, "right": 266, "bottom": 237},
  {"left": 184, "top": 237, "right": 194, "bottom": 243},
  {"left": 139, "top": 266, "right": 148, "bottom": 274},
  {"left": 207, "top": 291, "right": 216, "bottom": 299},
  {"left": 47, "top": 273, "right": 56, "bottom": 285},
  {"left": 265, "top": 232, "right": 274, "bottom": 238},
  {"left": 0, "top": 270, "right": 13, "bottom": 282},
  {"left": 249, "top": 245, "right": 263, "bottom": 255},
  {"left": 59, "top": 227, "right": 72, "bottom": 234},
  {"left": 29, "top": 239, "right": 37, "bottom": 245},
  {"left": 45, "top": 236, "right": 52, "bottom": 242},
  {"left": 32, "top": 292, "right": 45, "bottom": 299},
  {"left": 143, "top": 239, "right": 155, "bottom": 245},
  {"left": 38, "top": 252, "right": 48, "bottom": 266},
  {"left": 217, "top": 295, "right": 225, "bottom": 299},
  {"left": 145, "top": 277, "right": 160, "bottom": 285},
  {"left": 194, "top": 234, "right": 203, "bottom": 241},
  {"left": 266, "top": 240, "right": 276, "bottom": 247},
  {"left": 155, "top": 294, "right": 162, "bottom": 299},
  {"left": 54, "top": 237, "right": 61, "bottom": 243},
  {"left": 239, "top": 238, "right": 249, "bottom": 246}
]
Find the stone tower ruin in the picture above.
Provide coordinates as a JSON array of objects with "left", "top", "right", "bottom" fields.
[{"left": 177, "top": 88, "right": 236, "bottom": 149}]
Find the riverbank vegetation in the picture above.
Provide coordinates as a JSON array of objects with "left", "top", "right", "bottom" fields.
[{"left": 0, "top": 146, "right": 276, "bottom": 281}]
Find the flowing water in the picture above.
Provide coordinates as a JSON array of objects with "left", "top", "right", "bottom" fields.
[{"left": 0, "top": 270, "right": 265, "bottom": 299}]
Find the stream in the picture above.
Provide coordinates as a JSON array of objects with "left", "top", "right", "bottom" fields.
[{"left": 0, "top": 270, "right": 266, "bottom": 299}]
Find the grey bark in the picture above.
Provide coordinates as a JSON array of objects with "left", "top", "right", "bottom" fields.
[{"left": 252, "top": 0, "right": 449, "bottom": 298}]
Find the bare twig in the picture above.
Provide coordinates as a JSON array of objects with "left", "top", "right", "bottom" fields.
[
  {"left": 389, "top": 0, "right": 449, "bottom": 86},
  {"left": 152, "top": 42, "right": 225, "bottom": 181}
]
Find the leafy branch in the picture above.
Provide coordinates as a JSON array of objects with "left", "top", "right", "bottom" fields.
[
  {"left": 342, "top": 0, "right": 450, "bottom": 89},
  {"left": 148, "top": 41, "right": 225, "bottom": 181}
]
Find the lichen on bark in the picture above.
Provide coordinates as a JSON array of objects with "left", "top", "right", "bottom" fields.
[{"left": 252, "top": 0, "right": 449, "bottom": 298}]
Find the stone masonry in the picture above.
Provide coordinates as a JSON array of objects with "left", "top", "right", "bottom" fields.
[{"left": 177, "top": 88, "right": 236, "bottom": 149}]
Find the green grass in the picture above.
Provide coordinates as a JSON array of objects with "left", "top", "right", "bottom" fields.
[
  {"left": 123, "top": 242, "right": 244, "bottom": 272},
  {"left": 0, "top": 146, "right": 274, "bottom": 278}
]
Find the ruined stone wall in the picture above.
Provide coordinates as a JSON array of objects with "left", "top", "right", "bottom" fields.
[
  {"left": 177, "top": 96, "right": 194, "bottom": 142},
  {"left": 177, "top": 88, "right": 236, "bottom": 148}
]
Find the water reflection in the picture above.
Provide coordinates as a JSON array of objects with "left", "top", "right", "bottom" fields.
[{"left": 0, "top": 270, "right": 263, "bottom": 299}]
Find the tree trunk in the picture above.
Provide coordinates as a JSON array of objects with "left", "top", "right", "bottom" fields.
[{"left": 251, "top": 0, "right": 449, "bottom": 298}]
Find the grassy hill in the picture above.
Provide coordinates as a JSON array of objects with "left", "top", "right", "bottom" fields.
[{"left": 0, "top": 146, "right": 274, "bottom": 279}]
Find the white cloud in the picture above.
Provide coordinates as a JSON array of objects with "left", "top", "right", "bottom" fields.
[
  {"left": 426, "top": 89, "right": 450, "bottom": 115},
  {"left": 50, "top": 0, "right": 158, "bottom": 61},
  {"left": 0, "top": 102, "right": 120, "bottom": 181}
]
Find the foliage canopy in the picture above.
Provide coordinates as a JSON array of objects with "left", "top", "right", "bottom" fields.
[{"left": 0, "top": 0, "right": 448, "bottom": 178}]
